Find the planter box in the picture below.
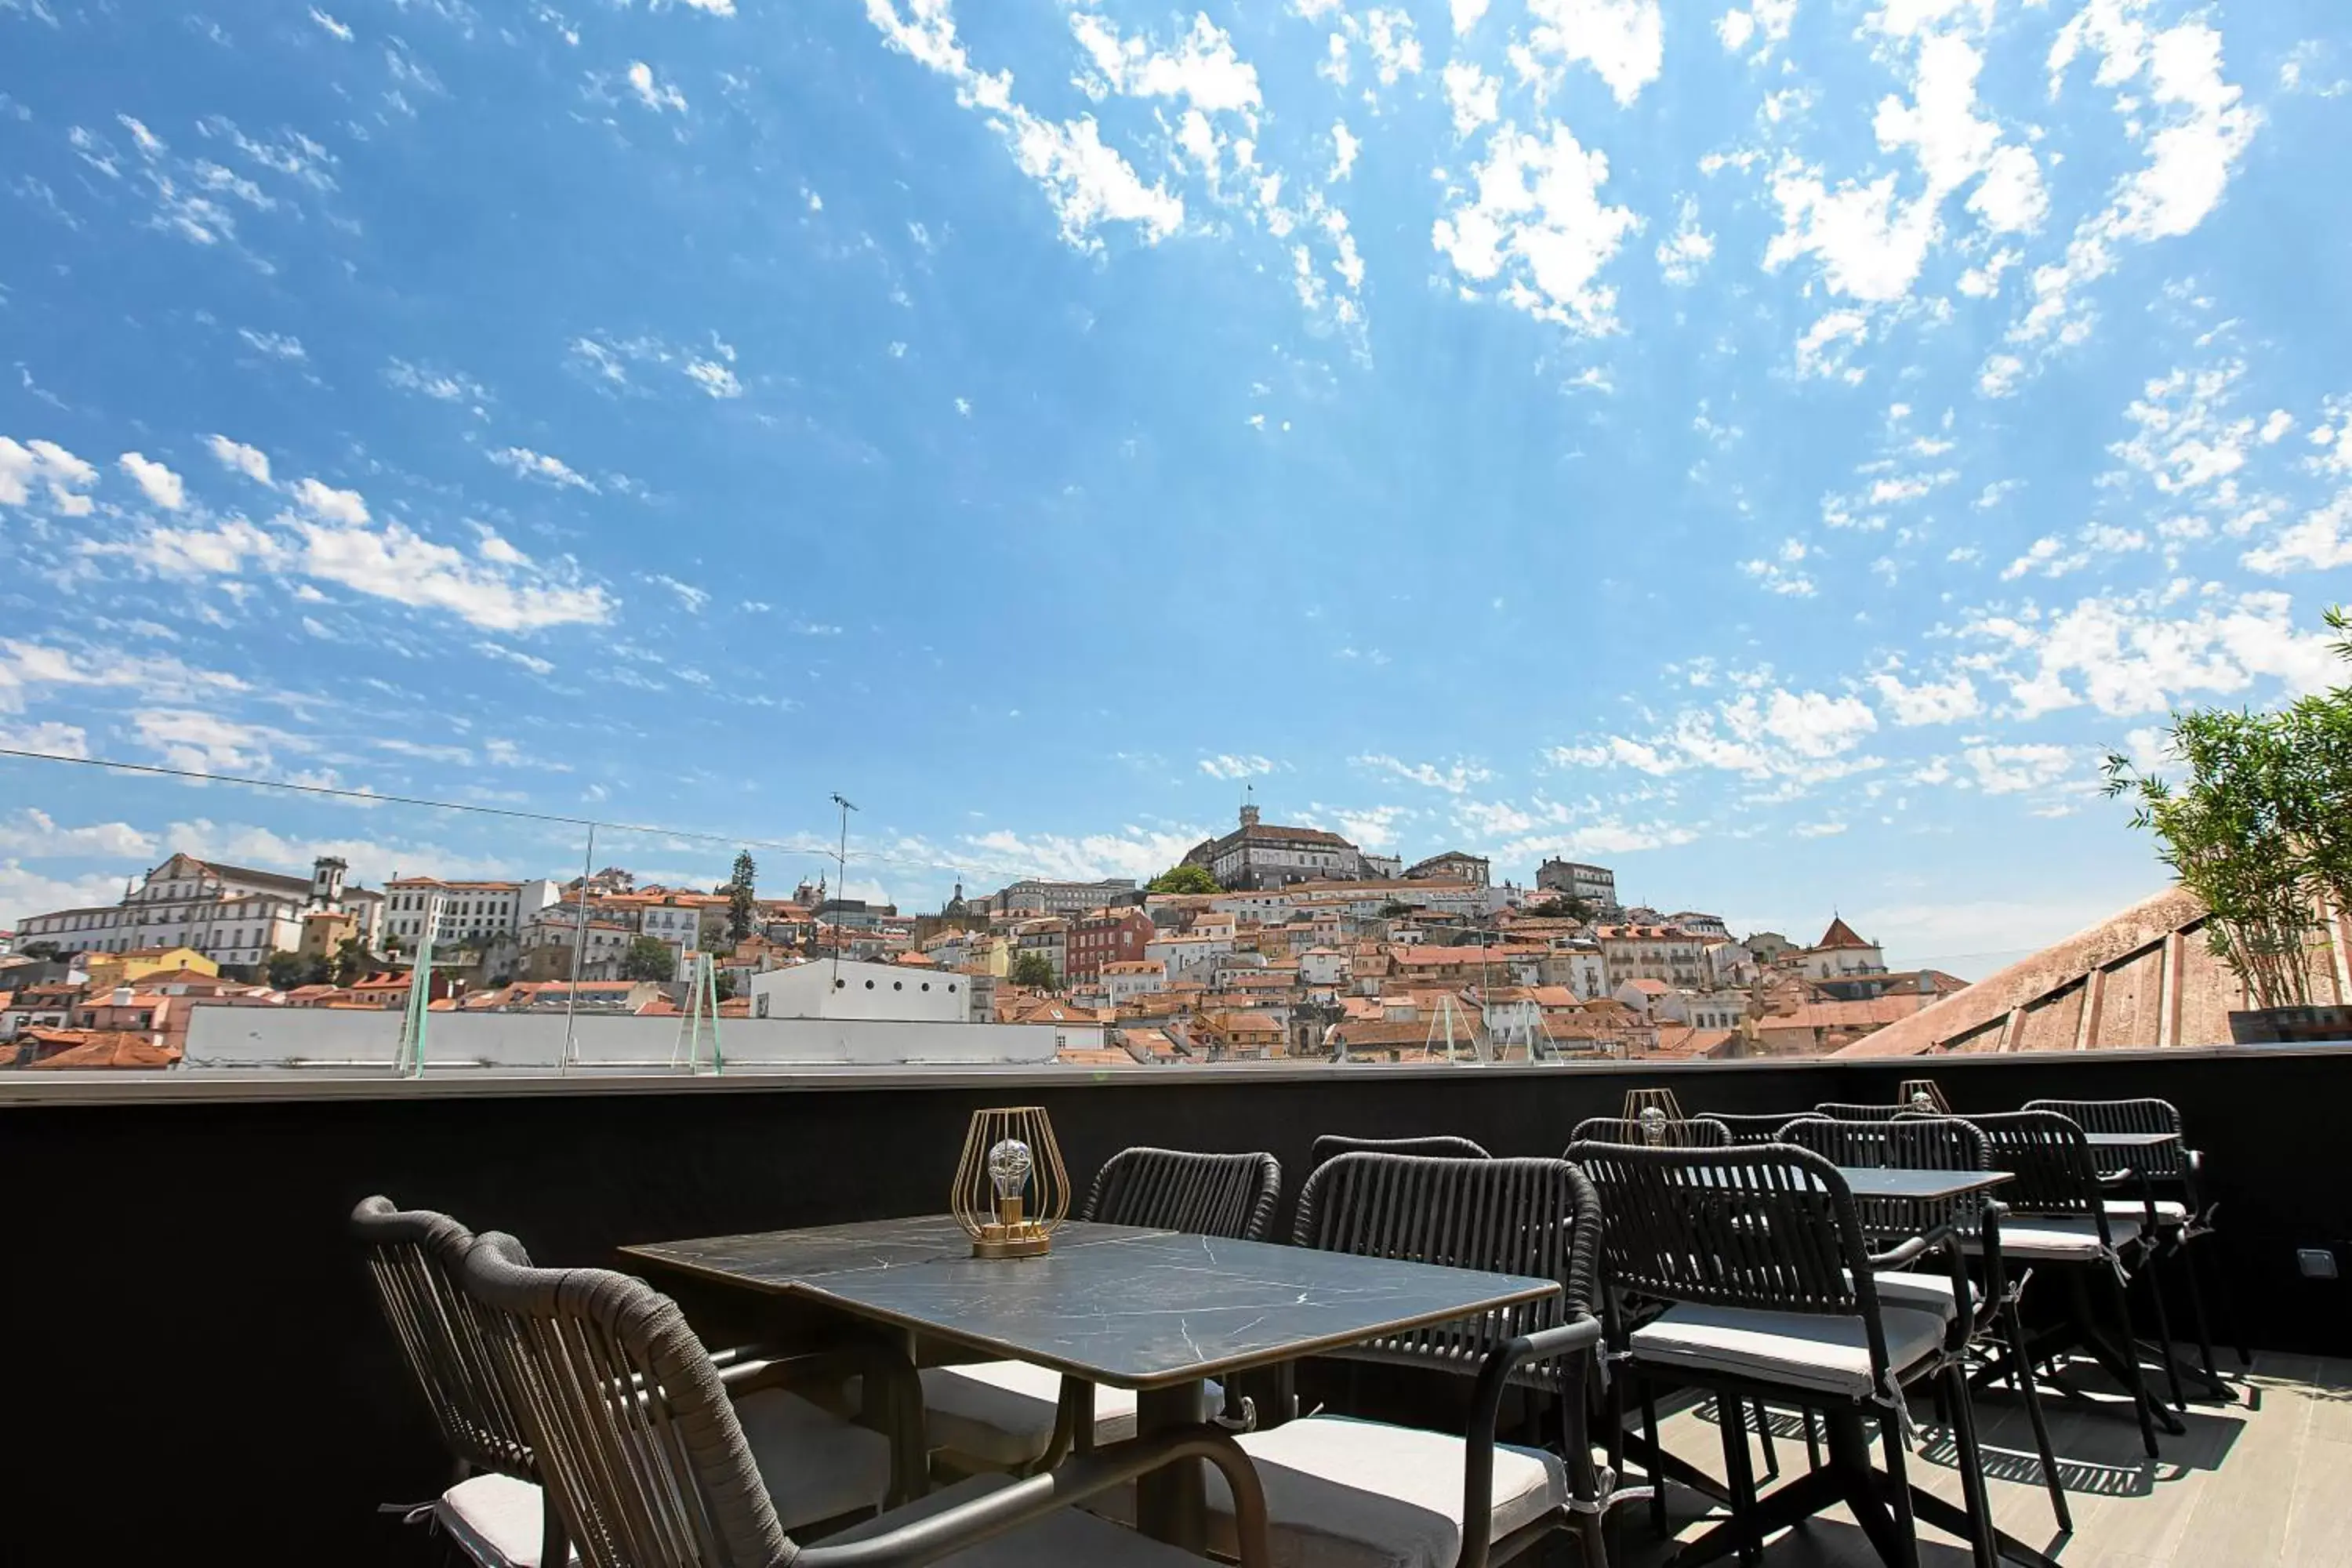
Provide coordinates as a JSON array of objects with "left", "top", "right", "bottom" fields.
[{"left": 2228, "top": 1005, "right": 2352, "bottom": 1044}]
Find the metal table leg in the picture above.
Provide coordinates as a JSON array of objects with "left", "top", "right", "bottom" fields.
[{"left": 1134, "top": 1380, "right": 1209, "bottom": 1551}]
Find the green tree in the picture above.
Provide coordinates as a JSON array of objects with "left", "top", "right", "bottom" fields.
[
  {"left": 330, "top": 935, "right": 372, "bottom": 986},
  {"left": 1529, "top": 895, "right": 1595, "bottom": 921},
  {"left": 2103, "top": 604, "right": 2352, "bottom": 1009},
  {"left": 265, "top": 951, "right": 328, "bottom": 989},
  {"left": 728, "top": 849, "right": 758, "bottom": 942},
  {"left": 17, "top": 940, "right": 61, "bottom": 961},
  {"left": 1010, "top": 951, "right": 1059, "bottom": 989},
  {"left": 619, "top": 935, "right": 678, "bottom": 982},
  {"left": 1146, "top": 863, "right": 1219, "bottom": 895}
]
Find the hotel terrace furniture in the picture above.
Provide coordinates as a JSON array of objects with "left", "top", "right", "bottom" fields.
[
  {"left": 1102, "top": 1152, "right": 1610, "bottom": 1568},
  {"left": 2024, "top": 1095, "right": 2247, "bottom": 1388},
  {"left": 459, "top": 1229, "right": 1267, "bottom": 1566},
  {"left": 1570, "top": 1142, "right": 2013, "bottom": 1568},
  {"left": 1812, "top": 1102, "right": 1916, "bottom": 1123},
  {"left": 920, "top": 1147, "right": 1283, "bottom": 1472},
  {"left": 623, "top": 1214, "right": 1561, "bottom": 1555},
  {"left": 1779, "top": 1116, "right": 2071, "bottom": 1534},
  {"left": 352, "top": 1199, "right": 910, "bottom": 1567},
  {"left": 1695, "top": 1113, "right": 1824, "bottom": 1145},
  {"left": 1954, "top": 1110, "right": 2179, "bottom": 1457},
  {"left": 1569, "top": 1116, "right": 1733, "bottom": 1149},
  {"left": 1308, "top": 1133, "right": 1494, "bottom": 1168}
]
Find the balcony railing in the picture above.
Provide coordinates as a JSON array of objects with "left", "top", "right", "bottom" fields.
[{"left": 2, "top": 1041, "right": 2346, "bottom": 1562}]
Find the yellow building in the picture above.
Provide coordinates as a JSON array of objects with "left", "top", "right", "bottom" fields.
[
  {"left": 298, "top": 909, "right": 361, "bottom": 962},
  {"left": 964, "top": 933, "right": 1014, "bottom": 978},
  {"left": 84, "top": 946, "right": 219, "bottom": 989}
]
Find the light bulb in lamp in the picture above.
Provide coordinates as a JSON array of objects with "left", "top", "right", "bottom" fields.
[
  {"left": 1910, "top": 1090, "right": 1933, "bottom": 1111},
  {"left": 987, "top": 1138, "right": 1034, "bottom": 1226},
  {"left": 1639, "top": 1105, "right": 1668, "bottom": 1145}
]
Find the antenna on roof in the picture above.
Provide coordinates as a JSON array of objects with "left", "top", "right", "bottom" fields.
[{"left": 829, "top": 793, "right": 858, "bottom": 985}]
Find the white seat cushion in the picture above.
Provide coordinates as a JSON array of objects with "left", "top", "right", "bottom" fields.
[
  {"left": 2103, "top": 1198, "right": 2189, "bottom": 1225},
  {"left": 920, "top": 1362, "right": 1142, "bottom": 1467},
  {"left": 735, "top": 1387, "right": 895, "bottom": 1530},
  {"left": 1630, "top": 1304, "right": 1947, "bottom": 1397},
  {"left": 1092, "top": 1414, "right": 1567, "bottom": 1568},
  {"left": 1869, "top": 1269, "right": 1974, "bottom": 1323},
  {"left": 826, "top": 1472, "right": 1225, "bottom": 1566},
  {"left": 1965, "top": 1214, "right": 2140, "bottom": 1261},
  {"left": 437, "top": 1473, "right": 560, "bottom": 1568}
]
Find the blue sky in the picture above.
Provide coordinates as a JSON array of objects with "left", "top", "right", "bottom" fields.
[{"left": 3, "top": 0, "right": 2350, "bottom": 974}]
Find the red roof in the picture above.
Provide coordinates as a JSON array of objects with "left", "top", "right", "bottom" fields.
[{"left": 1816, "top": 917, "right": 1875, "bottom": 950}]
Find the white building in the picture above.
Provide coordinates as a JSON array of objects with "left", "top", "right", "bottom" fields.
[
  {"left": 383, "top": 877, "right": 559, "bottom": 947},
  {"left": 750, "top": 959, "right": 971, "bottom": 1022},
  {"left": 991, "top": 877, "right": 1138, "bottom": 916},
  {"left": 1189, "top": 805, "right": 1360, "bottom": 890},
  {"left": 1548, "top": 942, "right": 1610, "bottom": 1000},
  {"left": 1536, "top": 859, "right": 1618, "bottom": 909},
  {"left": 1594, "top": 924, "right": 1710, "bottom": 989},
  {"left": 1297, "top": 946, "right": 1348, "bottom": 987},
  {"left": 13, "top": 851, "right": 383, "bottom": 971},
  {"left": 1147, "top": 932, "right": 1230, "bottom": 985},
  {"left": 1102, "top": 959, "right": 1167, "bottom": 1007},
  {"left": 1795, "top": 917, "right": 1888, "bottom": 981},
  {"left": 1671, "top": 911, "right": 1732, "bottom": 939}
]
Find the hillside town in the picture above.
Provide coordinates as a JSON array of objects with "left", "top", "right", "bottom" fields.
[{"left": 0, "top": 802, "right": 1967, "bottom": 1072}]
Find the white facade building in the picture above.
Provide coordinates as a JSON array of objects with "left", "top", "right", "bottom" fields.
[
  {"left": 13, "top": 851, "right": 383, "bottom": 971},
  {"left": 1536, "top": 859, "right": 1618, "bottom": 909},
  {"left": 750, "top": 959, "right": 971, "bottom": 1022},
  {"left": 383, "top": 877, "right": 560, "bottom": 946},
  {"left": 1102, "top": 960, "right": 1167, "bottom": 1007}
]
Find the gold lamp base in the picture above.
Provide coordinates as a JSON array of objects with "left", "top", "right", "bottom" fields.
[{"left": 971, "top": 1221, "right": 1052, "bottom": 1259}]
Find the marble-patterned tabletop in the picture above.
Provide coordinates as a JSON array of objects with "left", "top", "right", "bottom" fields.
[
  {"left": 1835, "top": 1167, "right": 2013, "bottom": 1201},
  {"left": 624, "top": 1214, "right": 1558, "bottom": 1389}
]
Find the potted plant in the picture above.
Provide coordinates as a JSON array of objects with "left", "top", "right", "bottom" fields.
[{"left": 2103, "top": 608, "right": 2352, "bottom": 1042}]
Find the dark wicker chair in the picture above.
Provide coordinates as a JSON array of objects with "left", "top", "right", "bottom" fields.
[
  {"left": 459, "top": 1230, "right": 1270, "bottom": 1567},
  {"left": 1309, "top": 1133, "right": 1493, "bottom": 1167},
  {"left": 2025, "top": 1095, "right": 2245, "bottom": 1386},
  {"left": 1958, "top": 1110, "right": 2179, "bottom": 1456},
  {"left": 1811, "top": 1102, "right": 1911, "bottom": 1123},
  {"left": 1697, "top": 1113, "right": 1823, "bottom": 1146},
  {"left": 1782, "top": 1117, "right": 2071, "bottom": 1532},
  {"left": 1570, "top": 1115, "right": 1730, "bottom": 1149},
  {"left": 924, "top": 1149, "right": 1281, "bottom": 1475},
  {"left": 1570, "top": 1142, "right": 1997, "bottom": 1568},
  {"left": 352, "top": 1197, "right": 560, "bottom": 1568},
  {"left": 1137, "top": 1152, "right": 1609, "bottom": 1568}
]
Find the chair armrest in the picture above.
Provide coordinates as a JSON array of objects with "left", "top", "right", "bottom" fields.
[
  {"left": 793, "top": 1424, "right": 1272, "bottom": 1568},
  {"left": 1866, "top": 1234, "right": 1932, "bottom": 1272},
  {"left": 721, "top": 1342, "right": 928, "bottom": 1507},
  {"left": 1461, "top": 1316, "right": 1606, "bottom": 1568}
]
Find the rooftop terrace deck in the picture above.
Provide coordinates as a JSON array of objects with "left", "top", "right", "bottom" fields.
[{"left": 1621, "top": 1351, "right": 2351, "bottom": 1568}]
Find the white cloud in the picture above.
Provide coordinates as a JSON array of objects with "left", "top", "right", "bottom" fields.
[
  {"left": 116, "top": 452, "right": 187, "bottom": 510},
  {"left": 0, "top": 640, "right": 249, "bottom": 716},
  {"left": 1998, "top": 535, "right": 2088, "bottom": 581},
  {"left": 1452, "top": 0, "right": 1490, "bottom": 33},
  {"left": 960, "top": 825, "right": 1207, "bottom": 884},
  {"left": 1363, "top": 9, "right": 1423, "bottom": 85},
  {"left": 648, "top": 573, "right": 710, "bottom": 612},
  {"left": 1570, "top": 686, "right": 1880, "bottom": 786},
  {"left": 205, "top": 434, "right": 272, "bottom": 485},
  {"left": 1965, "top": 587, "right": 2336, "bottom": 719},
  {"left": 0, "top": 721, "right": 93, "bottom": 760},
  {"left": 2010, "top": 13, "right": 2257, "bottom": 362},
  {"left": 385, "top": 359, "right": 490, "bottom": 405},
  {"left": 1441, "top": 61, "right": 1500, "bottom": 138},
  {"left": 1740, "top": 537, "right": 1817, "bottom": 597},
  {"left": 2244, "top": 491, "right": 2352, "bottom": 576},
  {"left": 1509, "top": 0, "right": 1664, "bottom": 107},
  {"left": 1432, "top": 122, "right": 1640, "bottom": 336},
  {"left": 475, "top": 641, "right": 555, "bottom": 676},
  {"left": 490, "top": 446, "right": 597, "bottom": 492},
  {"left": 1963, "top": 742, "right": 2073, "bottom": 794},
  {"left": 1870, "top": 668, "right": 1981, "bottom": 724},
  {"left": 1199, "top": 753, "right": 1275, "bottom": 780},
  {"left": 2110, "top": 360, "right": 2256, "bottom": 498},
  {"left": 1352, "top": 753, "right": 1494, "bottom": 794},
  {"left": 1329, "top": 119, "right": 1359, "bottom": 181},
  {"left": 684, "top": 358, "right": 742, "bottom": 397},
  {"left": 238, "top": 328, "right": 307, "bottom": 361},
  {"left": 310, "top": 8, "right": 354, "bottom": 40},
  {"left": 1966, "top": 143, "right": 2048, "bottom": 233},
  {"left": 626, "top": 61, "right": 688, "bottom": 113},
  {"left": 1794, "top": 310, "right": 1869, "bottom": 380},
  {"left": 292, "top": 476, "right": 368, "bottom": 527},
  {"left": 1068, "top": 11, "right": 1261, "bottom": 116},
  {"left": 866, "top": 0, "right": 1184, "bottom": 254},
  {"left": 131, "top": 708, "right": 294, "bottom": 773},
  {"left": 1327, "top": 803, "right": 1406, "bottom": 851},
  {"left": 672, "top": 0, "right": 737, "bottom": 13},
  {"left": 1656, "top": 195, "right": 1714, "bottom": 286},
  {"left": 0, "top": 437, "right": 100, "bottom": 515}
]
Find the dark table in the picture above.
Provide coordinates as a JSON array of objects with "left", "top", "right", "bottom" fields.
[
  {"left": 2082, "top": 1131, "right": 2180, "bottom": 1149},
  {"left": 626, "top": 1216, "right": 1559, "bottom": 1550}
]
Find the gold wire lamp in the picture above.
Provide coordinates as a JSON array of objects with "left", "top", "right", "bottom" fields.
[
  {"left": 953, "top": 1106, "right": 1070, "bottom": 1259},
  {"left": 1622, "top": 1086, "right": 1686, "bottom": 1122},
  {"left": 1897, "top": 1078, "right": 1951, "bottom": 1113}
]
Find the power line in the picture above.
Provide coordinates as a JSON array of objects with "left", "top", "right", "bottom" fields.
[{"left": 0, "top": 744, "right": 960, "bottom": 873}]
